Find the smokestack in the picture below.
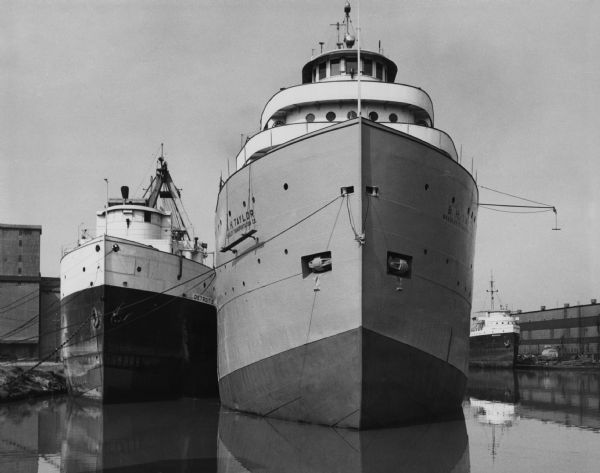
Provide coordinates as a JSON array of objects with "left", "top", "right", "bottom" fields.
[{"left": 120, "top": 186, "right": 129, "bottom": 200}]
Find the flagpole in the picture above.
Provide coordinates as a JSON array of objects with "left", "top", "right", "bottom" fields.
[{"left": 357, "top": 0, "right": 361, "bottom": 118}]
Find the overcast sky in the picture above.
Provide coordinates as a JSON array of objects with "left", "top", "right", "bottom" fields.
[{"left": 2, "top": 0, "right": 599, "bottom": 313}]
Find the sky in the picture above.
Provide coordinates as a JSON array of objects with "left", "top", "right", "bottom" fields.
[{"left": 2, "top": 0, "right": 599, "bottom": 313}]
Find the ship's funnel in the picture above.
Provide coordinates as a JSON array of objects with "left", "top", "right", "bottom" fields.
[
  {"left": 344, "top": 34, "right": 355, "bottom": 48},
  {"left": 120, "top": 186, "right": 129, "bottom": 199}
]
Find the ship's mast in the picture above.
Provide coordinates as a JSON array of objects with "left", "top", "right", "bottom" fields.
[
  {"left": 142, "top": 144, "right": 193, "bottom": 242},
  {"left": 487, "top": 273, "right": 499, "bottom": 311},
  {"left": 355, "top": 1, "right": 362, "bottom": 118}
]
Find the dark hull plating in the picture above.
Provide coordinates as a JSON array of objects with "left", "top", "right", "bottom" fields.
[
  {"left": 220, "top": 327, "right": 466, "bottom": 428},
  {"left": 62, "top": 285, "right": 217, "bottom": 401},
  {"left": 469, "top": 332, "right": 519, "bottom": 368}
]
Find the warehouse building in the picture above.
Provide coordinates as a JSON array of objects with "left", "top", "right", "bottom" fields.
[
  {"left": 518, "top": 300, "right": 600, "bottom": 359},
  {"left": 0, "top": 223, "right": 60, "bottom": 360}
]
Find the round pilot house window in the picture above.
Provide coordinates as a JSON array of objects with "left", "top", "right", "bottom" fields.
[
  {"left": 305, "top": 113, "right": 315, "bottom": 122},
  {"left": 326, "top": 111, "right": 336, "bottom": 122}
]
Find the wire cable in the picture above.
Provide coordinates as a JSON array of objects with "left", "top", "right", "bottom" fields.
[
  {"left": 479, "top": 185, "right": 553, "bottom": 207},
  {"left": 0, "top": 289, "right": 40, "bottom": 311}
]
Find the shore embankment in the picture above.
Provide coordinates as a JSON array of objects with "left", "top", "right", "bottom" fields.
[
  {"left": 0, "top": 361, "right": 66, "bottom": 402},
  {"left": 516, "top": 359, "right": 600, "bottom": 370}
]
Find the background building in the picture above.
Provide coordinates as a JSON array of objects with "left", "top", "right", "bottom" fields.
[
  {"left": 518, "top": 300, "right": 600, "bottom": 359},
  {"left": 0, "top": 223, "right": 60, "bottom": 359}
]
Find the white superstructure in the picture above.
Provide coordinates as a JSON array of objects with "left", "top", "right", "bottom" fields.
[
  {"left": 470, "top": 310, "right": 520, "bottom": 337},
  {"left": 235, "top": 45, "right": 459, "bottom": 170}
]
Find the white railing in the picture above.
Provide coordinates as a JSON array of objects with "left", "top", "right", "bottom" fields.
[{"left": 236, "top": 121, "right": 458, "bottom": 169}]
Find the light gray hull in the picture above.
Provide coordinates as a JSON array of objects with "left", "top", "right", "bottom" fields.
[{"left": 215, "top": 119, "right": 477, "bottom": 428}]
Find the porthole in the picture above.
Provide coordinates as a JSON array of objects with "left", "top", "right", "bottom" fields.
[
  {"left": 243, "top": 281, "right": 246, "bottom": 286},
  {"left": 425, "top": 184, "right": 429, "bottom": 190},
  {"left": 243, "top": 201, "right": 246, "bottom": 207},
  {"left": 326, "top": 111, "right": 336, "bottom": 122},
  {"left": 95, "top": 245, "right": 101, "bottom": 252},
  {"left": 451, "top": 197, "right": 455, "bottom": 203},
  {"left": 228, "top": 210, "right": 231, "bottom": 216},
  {"left": 389, "top": 113, "right": 398, "bottom": 123},
  {"left": 423, "top": 249, "right": 428, "bottom": 255},
  {"left": 82, "top": 267, "right": 86, "bottom": 272},
  {"left": 284, "top": 249, "right": 288, "bottom": 255},
  {"left": 257, "top": 258, "right": 261, "bottom": 264},
  {"left": 252, "top": 196, "right": 255, "bottom": 203},
  {"left": 283, "top": 183, "right": 288, "bottom": 190},
  {"left": 347, "top": 110, "right": 357, "bottom": 119},
  {"left": 368, "top": 111, "right": 379, "bottom": 121},
  {"left": 306, "top": 113, "right": 315, "bottom": 122},
  {"left": 136, "top": 266, "right": 141, "bottom": 272}
]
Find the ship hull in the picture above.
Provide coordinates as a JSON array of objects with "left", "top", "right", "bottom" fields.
[
  {"left": 469, "top": 332, "right": 519, "bottom": 368},
  {"left": 61, "top": 236, "right": 217, "bottom": 402},
  {"left": 215, "top": 120, "right": 477, "bottom": 428}
]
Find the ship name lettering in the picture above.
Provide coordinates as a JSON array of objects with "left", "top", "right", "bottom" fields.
[
  {"left": 442, "top": 213, "right": 468, "bottom": 229},
  {"left": 192, "top": 293, "right": 214, "bottom": 305},
  {"left": 226, "top": 209, "right": 256, "bottom": 238}
]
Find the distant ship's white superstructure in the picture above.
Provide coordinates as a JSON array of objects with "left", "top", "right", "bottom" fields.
[{"left": 470, "top": 277, "right": 520, "bottom": 367}]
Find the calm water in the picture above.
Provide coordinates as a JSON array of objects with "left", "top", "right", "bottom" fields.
[{"left": 1, "top": 369, "right": 598, "bottom": 473}]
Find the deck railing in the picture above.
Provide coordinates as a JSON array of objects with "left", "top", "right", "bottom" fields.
[{"left": 236, "top": 120, "right": 459, "bottom": 170}]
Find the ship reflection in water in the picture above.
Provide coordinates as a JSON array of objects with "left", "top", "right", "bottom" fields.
[
  {"left": 466, "top": 369, "right": 600, "bottom": 472},
  {"left": 0, "top": 397, "right": 468, "bottom": 473},
  {"left": 0, "top": 370, "right": 599, "bottom": 472},
  {"left": 217, "top": 410, "right": 468, "bottom": 473}
]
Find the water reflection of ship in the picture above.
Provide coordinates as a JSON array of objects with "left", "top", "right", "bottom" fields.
[
  {"left": 468, "top": 369, "right": 600, "bottom": 431},
  {"left": 467, "top": 398, "right": 518, "bottom": 461},
  {"left": 467, "top": 368, "right": 520, "bottom": 462},
  {"left": 61, "top": 398, "right": 219, "bottom": 472},
  {"left": 467, "top": 368, "right": 519, "bottom": 404},
  {"left": 0, "top": 397, "right": 66, "bottom": 473},
  {"left": 217, "top": 409, "right": 470, "bottom": 473}
]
